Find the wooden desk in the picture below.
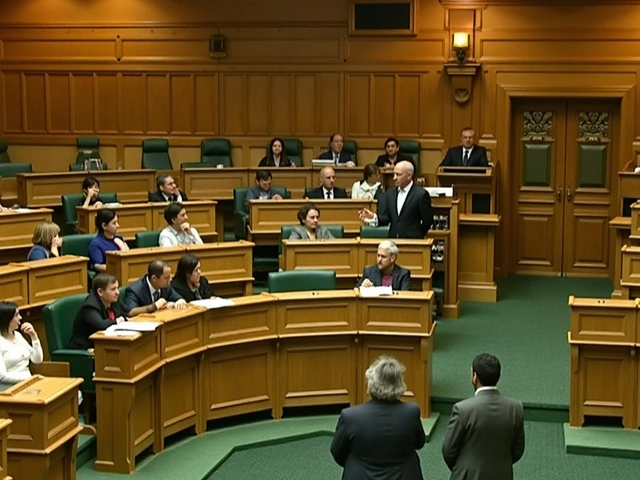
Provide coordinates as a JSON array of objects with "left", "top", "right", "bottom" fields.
[
  {"left": 458, "top": 214, "right": 501, "bottom": 302},
  {"left": 92, "top": 290, "right": 434, "bottom": 474},
  {"left": 106, "top": 241, "right": 254, "bottom": 297},
  {"left": 13, "top": 255, "right": 88, "bottom": 308},
  {"left": 248, "top": 199, "right": 376, "bottom": 244},
  {"left": 282, "top": 238, "right": 434, "bottom": 291},
  {"left": 568, "top": 296, "right": 640, "bottom": 429},
  {"left": 610, "top": 216, "right": 631, "bottom": 299},
  {"left": 0, "top": 177, "right": 17, "bottom": 205},
  {"left": 183, "top": 168, "right": 250, "bottom": 201},
  {"left": 16, "top": 170, "right": 156, "bottom": 207},
  {"left": 0, "top": 419, "right": 11, "bottom": 480},
  {"left": 0, "top": 265, "right": 29, "bottom": 306},
  {"left": 0, "top": 208, "right": 53, "bottom": 263},
  {"left": 77, "top": 201, "right": 217, "bottom": 241},
  {"left": 0, "top": 375, "right": 83, "bottom": 480}
]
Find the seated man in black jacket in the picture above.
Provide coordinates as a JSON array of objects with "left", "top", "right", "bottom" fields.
[
  {"left": 305, "top": 166, "right": 348, "bottom": 199},
  {"left": 68, "top": 273, "right": 129, "bottom": 350},
  {"left": 356, "top": 240, "right": 411, "bottom": 291},
  {"left": 125, "top": 260, "right": 187, "bottom": 316},
  {"left": 149, "top": 174, "right": 189, "bottom": 202}
]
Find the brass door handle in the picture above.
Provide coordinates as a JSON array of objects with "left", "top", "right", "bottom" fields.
[
  {"left": 556, "top": 188, "right": 562, "bottom": 202},
  {"left": 567, "top": 187, "right": 572, "bottom": 202}
]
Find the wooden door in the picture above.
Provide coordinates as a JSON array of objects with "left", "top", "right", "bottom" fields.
[{"left": 511, "top": 99, "right": 618, "bottom": 277}]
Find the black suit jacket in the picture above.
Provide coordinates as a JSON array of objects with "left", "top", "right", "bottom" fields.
[
  {"left": 68, "top": 292, "right": 130, "bottom": 349},
  {"left": 124, "top": 275, "right": 183, "bottom": 311},
  {"left": 442, "top": 390, "right": 525, "bottom": 480},
  {"left": 318, "top": 150, "right": 353, "bottom": 164},
  {"left": 148, "top": 190, "right": 189, "bottom": 202},
  {"left": 305, "top": 186, "right": 348, "bottom": 199},
  {"left": 331, "top": 400, "right": 426, "bottom": 480},
  {"left": 356, "top": 265, "right": 411, "bottom": 291},
  {"left": 374, "top": 154, "right": 413, "bottom": 168},
  {"left": 170, "top": 276, "right": 215, "bottom": 303},
  {"left": 377, "top": 183, "right": 433, "bottom": 239},
  {"left": 441, "top": 145, "right": 488, "bottom": 167}
]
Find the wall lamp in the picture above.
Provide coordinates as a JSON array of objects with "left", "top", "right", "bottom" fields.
[{"left": 452, "top": 32, "right": 469, "bottom": 64}]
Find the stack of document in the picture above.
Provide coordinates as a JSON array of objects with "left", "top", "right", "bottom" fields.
[
  {"left": 359, "top": 286, "right": 393, "bottom": 297},
  {"left": 191, "top": 298, "right": 236, "bottom": 309},
  {"left": 104, "top": 321, "right": 161, "bottom": 336}
]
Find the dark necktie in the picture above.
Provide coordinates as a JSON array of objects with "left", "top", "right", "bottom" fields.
[
  {"left": 463, "top": 150, "right": 470, "bottom": 166},
  {"left": 172, "top": 194, "right": 178, "bottom": 202},
  {"left": 326, "top": 190, "right": 332, "bottom": 200},
  {"left": 153, "top": 290, "right": 160, "bottom": 302}
]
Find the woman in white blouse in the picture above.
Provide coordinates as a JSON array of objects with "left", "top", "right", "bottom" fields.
[
  {"left": 351, "top": 164, "right": 383, "bottom": 200},
  {"left": 0, "top": 301, "right": 43, "bottom": 388}
]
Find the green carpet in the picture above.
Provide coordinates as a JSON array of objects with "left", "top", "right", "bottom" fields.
[
  {"left": 432, "top": 276, "right": 612, "bottom": 408},
  {"left": 211, "top": 418, "right": 640, "bottom": 480}
]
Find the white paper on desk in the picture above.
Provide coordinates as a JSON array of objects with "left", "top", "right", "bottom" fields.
[
  {"left": 359, "top": 286, "right": 393, "bottom": 297},
  {"left": 103, "top": 328, "right": 139, "bottom": 337},
  {"left": 107, "top": 321, "right": 161, "bottom": 332},
  {"left": 191, "top": 298, "right": 235, "bottom": 309},
  {"left": 14, "top": 208, "right": 32, "bottom": 213}
]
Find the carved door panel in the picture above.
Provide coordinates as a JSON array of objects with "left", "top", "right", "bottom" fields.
[{"left": 512, "top": 99, "right": 617, "bottom": 276}]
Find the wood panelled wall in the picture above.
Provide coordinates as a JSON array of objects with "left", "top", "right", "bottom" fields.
[{"left": 3, "top": 0, "right": 640, "bottom": 275}]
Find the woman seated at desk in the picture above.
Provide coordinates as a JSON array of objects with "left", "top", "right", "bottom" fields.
[
  {"left": 88, "top": 208, "right": 129, "bottom": 272},
  {"left": 171, "top": 254, "right": 216, "bottom": 302},
  {"left": 259, "top": 137, "right": 295, "bottom": 167},
  {"left": 80, "top": 176, "right": 104, "bottom": 208},
  {"left": 351, "top": 164, "right": 383, "bottom": 200},
  {"left": 0, "top": 301, "right": 43, "bottom": 389},
  {"left": 375, "top": 137, "right": 414, "bottom": 169},
  {"left": 289, "top": 204, "right": 335, "bottom": 241},
  {"left": 27, "top": 221, "right": 63, "bottom": 261}
]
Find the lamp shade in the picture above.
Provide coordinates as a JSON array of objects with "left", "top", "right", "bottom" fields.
[{"left": 452, "top": 32, "right": 469, "bottom": 49}]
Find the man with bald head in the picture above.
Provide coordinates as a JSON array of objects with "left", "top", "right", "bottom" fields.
[
  {"left": 359, "top": 160, "right": 433, "bottom": 238},
  {"left": 306, "top": 166, "right": 348, "bottom": 199}
]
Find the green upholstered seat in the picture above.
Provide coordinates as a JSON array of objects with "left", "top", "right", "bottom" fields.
[
  {"left": 0, "top": 162, "right": 32, "bottom": 177},
  {"left": 141, "top": 139, "right": 173, "bottom": 170},
  {"left": 359, "top": 225, "right": 390, "bottom": 238},
  {"left": 60, "top": 233, "right": 95, "bottom": 257},
  {"left": 398, "top": 140, "right": 421, "bottom": 171},
  {"left": 42, "top": 294, "right": 95, "bottom": 393},
  {"left": 75, "top": 137, "right": 103, "bottom": 165},
  {"left": 282, "top": 138, "right": 302, "bottom": 166},
  {"left": 268, "top": 270, "right": 337, "bottom": 293},
  {"left": 135, "top": 230, "right": 161, "bottom": 248},
  {"left": 280, "top": 225, "right": 344, "bottom": 255},
  {"left": 0, "top": 140, "right": 10, "bottom": 164},
  {"left": 69, "top": 162, "right": 107, "bottom": 172},
  {"left": 61, "top": 193, "right": 118, "bottom": 234},
  {"left": 201, "top": 138, "right": 232, "bottom": 167},
  {"left": 343, "top": 139, "right": 358, "bottom": 165}
]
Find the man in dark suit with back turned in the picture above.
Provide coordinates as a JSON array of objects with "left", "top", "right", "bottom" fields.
[
  {"left": 124, "top": 260, "right": 187, "bottom": 317},
  {"left": 442, "top": 353, "right": 525, "bottom": 480},
  {"left": 357, "top": 240, "right": 411, "bottom": 291},
  {"left": 305, "top": 166, "right": 348, "bottom": 199},
  {"left": 358, "top": 160, "right": 433, "bottom": 238},
  {"left": 441, "top": 127, "right": 489, "bottom": 167}
]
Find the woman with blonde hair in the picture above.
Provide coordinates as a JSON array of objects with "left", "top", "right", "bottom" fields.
[{"left": 27, "top": 221, "right": 63, "bottom": 261}]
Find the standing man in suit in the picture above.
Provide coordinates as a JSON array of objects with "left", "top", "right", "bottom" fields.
[
  {"left": 124, "top": 260, "right": 187, "bottom": 317},
  {"left": 318, "top": 133, "right": 356, "bottom": 167},
  {"left": 149, "top": 174, "right": 189, "bottom": 202},
  {"left": 330, "top": 356, "right": 426, "bottom": 479},
  {"left": 442, "top": 353, "right": 525, "bottom": 480},
  {"left": 305, "top": 166, "right": 348, "bottom": 199},
  {"left": 357, "top": 240, "right": 411, "bottom": 291},
  {"left": 441, "top": 127, "right": 489, "bottom": 167},
  {"left": 69, "top": 273, "right": 129, "bottom": 349},
  {"left": 358, "top": 160, "right": 433, "bottom": 238}
]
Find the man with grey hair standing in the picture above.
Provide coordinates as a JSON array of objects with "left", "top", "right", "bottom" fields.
[
  {"left": 330, "top": 356, "right": 426, "bottom": 479},
  {"left": 358, "top": 160, "right": 433, "bottom": 238},
  {"left": 356, "top": 240, "right": 411, "bottom": 291}
]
